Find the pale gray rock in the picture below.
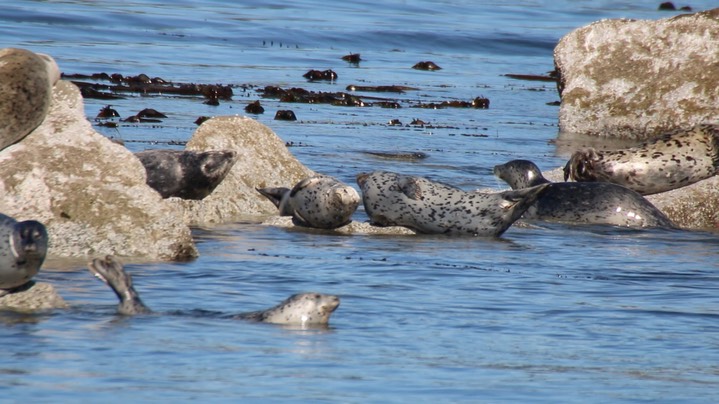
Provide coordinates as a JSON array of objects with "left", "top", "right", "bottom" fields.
[
  {"left": 0, "top": 282, "right": 68, "bottom": 311},
  {"left": 262, "top": 216, "right": 416, "bottom": 235},
  {"left": 554, "top": 8, "right": 719, "bottom": 139},
  {"left": 166, "top": 116, "right": 315, "bottom": 226},
  {"left": 0, "top": 80, "right": 197, "bottom": 261}
]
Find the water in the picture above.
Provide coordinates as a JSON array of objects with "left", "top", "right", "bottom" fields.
[{"left": 2, "top": 1, "right": 719, "bottom": 402}]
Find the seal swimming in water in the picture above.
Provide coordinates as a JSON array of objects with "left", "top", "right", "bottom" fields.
[
  {"left": 257, "top": 175, "right": 360, "bottom": 229},
  {"left": 135, "top": 149, "right": 238, "bottom": 200},
  {"left": 494, "top": 159, "right": 676, "bottom": 228},
  {"left": 563, "top": 124, "right": 719, "bottom": 195},
  {"left": 356, "top": 171, "right": 549, "bottom": 237},
  {"left": 0, "top": 213, "right": 48, "bottom": 296},
  {"left": 0, "top": 48, "right": 61, "bottom": 151},
  {"left": 87, "top": 256, "right": 340, "bottom": 326}
]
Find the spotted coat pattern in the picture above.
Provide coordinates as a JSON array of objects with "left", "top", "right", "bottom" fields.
[
  {"left": 564, "top": 124, "right": 719, "bottom": 195},
  {"left": 356, "top": 171, "right": 549, "bottom": 237},
  {"left": 494, "top": 159, "right": 676, "bottom": 228}
]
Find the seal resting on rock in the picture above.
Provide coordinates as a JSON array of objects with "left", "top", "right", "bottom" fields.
[
  {"left": 0, "top": 213, "right": 48, "bottom": 296},
  {"left": 356, "top": 171, "right": 549, "bottom": 237},
  {"left": 88, "top": 256, "right": 340, "bottom": 326},
  {"left": 564, "top": 124, "right": 719, "bottom": 195},
  {"left": 135, "top": 149, "right": 238, "bottom": 200},
  {"left": 494, "top": 159, "right": 676, "bottom": 228},
  {"left": 257, "top": 175, "right": 360, "bottom": 229},
  {"left": 0, "top": 48, "right": 61, "bottom": 151}
]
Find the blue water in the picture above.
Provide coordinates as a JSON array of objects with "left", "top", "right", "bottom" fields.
[{"left": 2, "top": 1, "right": 719, "bottom": 402}]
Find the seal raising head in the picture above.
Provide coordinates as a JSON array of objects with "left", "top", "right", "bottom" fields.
[
  {"left": 564, "top": 124, "right": 719, "bottom": 195},
  {"left": 136, "top": 149, "right": 239, "bottom": 200},
  {"left": 257, "top": 175, "right": 360, "bottom": 229},
  {"left": 0, "top": 213, "right": 48, "bottom": 295},
  {"left": 494, "top": 159, "right": 676, "bottom": 228},
  {"left": 88, "top": 256, "right": 340, "bottom": 326},
  {"left": 356, "top": 171, "right": 549, "bottom": 237}
]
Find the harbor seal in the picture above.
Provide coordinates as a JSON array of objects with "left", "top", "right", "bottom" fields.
[
  {"left": 0, "top": 48, "right": 61, "bottom": 150},
  {"left": 135, "top": 149, "right": 238, "bottom": 200},
  {"left": 563, "top": 124, "right": 719, "bottom": 195},
  {"left": 87, "top": 256, "right": 340, "bottom": 326},
  {"left": 356, "top": 171, "right": 549, "bottom": 237},
  {"left": 0, "top": 213, "right": 48, "bottom": 295},
  {"left": 257, "top": 175, "right": 360, "bottom": 229},
  {"left": 494, "top": 159, "right": 676, "bottom": 228}
]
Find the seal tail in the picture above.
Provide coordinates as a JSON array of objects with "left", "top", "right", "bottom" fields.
[{"left": 87, "top": 255, "right": 152, "bottom": 315}]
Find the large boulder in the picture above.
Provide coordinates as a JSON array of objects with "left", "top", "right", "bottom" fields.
[
  {"left": 0, "top": 80, "right": 197, "bottom": 261},
  {"left": 554, "top": 8, "right": 719, "bottom": 139},
  {"left": 0, "top": 282, "right": 67, "bottom": 311},
  {"left": 167, "top": 116, "right": 314, "bottom": 225}
]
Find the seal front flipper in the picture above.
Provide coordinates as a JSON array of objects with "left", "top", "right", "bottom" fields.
[{"left": 87, "top": 255, "right": 152, "bottom": 315}]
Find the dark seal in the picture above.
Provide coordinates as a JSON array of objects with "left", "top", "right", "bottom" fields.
[
  {"left": 494, "top": 159, "right": 676, "bottom": 228},
  {"left": 0, "top": 213, "right": 48, "bottom": 295},
  {"left": 564, "top": 124, "right": 719, "bottom": 195},
  {"left": 135, "top": 149, "right": 238, "bottom": 200},
  {"left": 356, "top": 171, "right": 549, "bottom": 237}
]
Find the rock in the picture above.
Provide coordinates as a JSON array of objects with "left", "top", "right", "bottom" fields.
[
  {"left": 554, "top": 8, "right": 719, "bottom": 139},
  {"left": 0, "top": 282, "right": 68, "bottom": 311},
  {"left": 166, "top": 116, "right": 314, "bottom": 225},
  {"left": 0, "top": 80, "right": 197, "bottom": 260},
  {"left": 262, "top": 216, "right": 416, "bottom": 235}
]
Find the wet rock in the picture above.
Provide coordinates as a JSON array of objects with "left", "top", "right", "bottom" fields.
[
  {"left": 244, "top": 100, "right": 264, "bottom": 114},
  {"left": 303, "top": 69, "right": 337, "bottom": 81},
  {"left": 412, "top": 61, "right": 442, "bottom": 71},
  {"left": 0, "top": 80, "right": 197, "bottom": 261},
  {"left": 341, "top": 53, "right": 362, "bottom": 63},
  {"left": 166, "top": 116, "right": 314, "bottom": 226},
  {"left": 274, "top": 110, "right": 297, "bottom": 121},
  {"left": 0, "top": 282, "right": 68, "bottom": 311},
  {"left": 262, "top": 216, "right": 416, "bottom": 235},
  {"left": 554, "top": 8, "right": 719, "bottom": 139}
]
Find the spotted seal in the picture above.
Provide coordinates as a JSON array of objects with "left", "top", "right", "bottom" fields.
[
  {"left": 88, "top": 256, "right": 340, "bottom": 326},
  {"left": 356, "top": 171, "right": 549, "bottom": 237},
  {"left": 0, "top": 213, "right": 48, "bottom": 296},
  {"left": 563, "top": 124, "right": 719, "bottom": 195},
  {"left": 494, "top": 159, "right": 676, "bottom": 228},
  {"left": 257, "top": 175, "right": 360, "bottom": 229},
  {"left": 135, "top": 149, "right": 238, "bottom": 200},
  {"left": 0, "top": 48, "right": 61, "bottom": 151}
]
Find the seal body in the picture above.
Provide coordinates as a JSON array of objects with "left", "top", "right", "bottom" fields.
[
  {"left": 135, "top": 149, "right": 238, "bottom": 200},
  {"left": 0, "top": 48, "right": 61, "bottom": 151},
  {"left": 356, "top": 171, "right": 549, "bottom": 237},
  {"left": 87, "top": 256, "right": 340, "bottom": 326},
  {"left": 564, "top": 124, "right": 719, "bottom": 195},
  {"left": 234, "top": 293, "right": 340, "bottom": 326},
  {"left": 0, "top": 213, "right": 48, "bottom": 292},
  {"left": 257, "top": 175, "right": 360, "bottom": 229},
  {"left": 494, "top": 159, "right": 676, "bottom": 228}
]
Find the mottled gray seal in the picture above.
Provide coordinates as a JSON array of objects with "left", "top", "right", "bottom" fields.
[
  {"left": 135, "top": 149, "right": 238, "bottom": 200},
  {"left": 564, "top": 124, "right": 719, "bottom": 195},
  {"left": 257, "top": 175, "right": 360, "bottom": 229},
  {"left": 88, "top": 256, "right": 340, "bottom": 326},
  {"left": 494, "top": 159, "right": 676, "bottom": 228},
  {"left": 356, "top": 171, "right": 549, "bottom": 237},
  {"left": 0, "top": 213, "right": 48, "bottom": 295},
  {"left": 0, "top": 48, "right": 61, "bottom": 151}
]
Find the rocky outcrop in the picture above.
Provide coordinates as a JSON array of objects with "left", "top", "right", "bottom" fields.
[
  {"left": 166, "top": 116, "right": 314, "bottom": 226},
  {"left": 0, "top": 282, "right": 68, "bottom": 311},
  {"left": 0, "top": 80, "right": 197, "bottom": 261},
  {"left": 554, "top": 8, "right": 719, "bottom": 139}
]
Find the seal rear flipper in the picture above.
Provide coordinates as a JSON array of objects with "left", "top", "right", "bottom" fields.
[
  {"left": 87, "top": 255, "right": 152, "bottom": 315},
  {"left": 256, "top": 187, "right": 290, "bottom": 210}
]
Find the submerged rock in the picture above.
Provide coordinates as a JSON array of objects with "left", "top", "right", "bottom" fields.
[
  {"left": 554, "top": 8, "right": 719, "bottom": 139},
  {"left": 0, "top": 282, "right": 68, "bottom": 311}
]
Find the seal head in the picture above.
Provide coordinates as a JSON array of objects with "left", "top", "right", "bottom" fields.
[
  {"left": 136, "top": 149, "right": 239, "bottom": 200},
  {"left": 235, "top": 293, "right": 341, "bottom": 326},
  {"left": 0, "top": 213, "right": 48, "bottom": 292}
]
